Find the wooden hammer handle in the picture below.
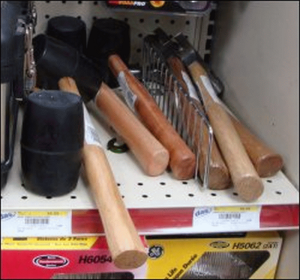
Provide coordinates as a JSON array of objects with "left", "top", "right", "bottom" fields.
[
  {"left": 188, "top": 62, "right": 264, "bottom": 202},
  {"left": 108, "top": 54, "right": 196, "bottom": 180},
  {"left": 58, "top": 77, "right": 147, "bottom": 269},
  {"left": 167, "top": 56, "right": 230, "bottom": 189},
  {"left": 220, "top": 103, "right": 283, "bottom": 177},
  {"left": 95, "top": 82, "right": 169, "bottom": 176}
]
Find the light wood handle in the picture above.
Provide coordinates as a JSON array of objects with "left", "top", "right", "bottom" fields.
[
  {"left": 188, "top": 62, "right": 264, "bottom": 202},
  {"left": 95, "top": 82, "right": 169, "bottom": 176},
  {"left": 108, "top": 54, "right": 196, "bottom": 180},
  {"left": 167, "top": 56, "right": 230, "bottom": 189},
  {"left": 60, "top": 77, "right": 169, "bottom": 176},
  {"left": 58, "top": 77, "right": 147, "bottom": 269},
  {"left": 221, "top": 104, "right": 283, "bottom": 177}
]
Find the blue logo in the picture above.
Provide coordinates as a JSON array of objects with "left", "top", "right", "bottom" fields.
[
  {"left": 194, "top": 208, "right": 212, "bottom": 218},
  {"left": 1, "top": 212, "right": 16, "bottom": 221}
]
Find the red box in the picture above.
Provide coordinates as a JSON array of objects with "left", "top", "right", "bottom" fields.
[{"left": 1, "top": 236, "right": 147, "bottom": 279}]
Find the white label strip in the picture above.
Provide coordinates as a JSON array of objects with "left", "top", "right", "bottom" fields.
[
  {"left": 83, "top": 105, "right": 102, "bottom": 148},
  {"left": 181, "top": 71, "right": 199, "bottom": 101},
  {"left": 200, "top": 75, "right": 220, "bottom": 104},
  {"left": 193, "top": 206, "right": 261, "bottom": 232},
  {"left": 1, "top": 211, "right": 72, "bottom": 237},
  {"left": 117, "top": 71, "right": 137, "bottom": 112}
]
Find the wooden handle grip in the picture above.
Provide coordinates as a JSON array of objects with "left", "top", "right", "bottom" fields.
[
  {"left": 222, "top": 105, "right": 284, "bottom": 177},
  {"left": 61, "top": 77, "right": 169, "bottom": 176},
  {"left": 96, "top": 82, "right": 169, "bottom": 176},
  {"left": 83, "top": 145, "right": 147, "bottom": 269},
  {"left": 190, "top": 100, "right": 231, "bottom": 189},
  {"left": 188, "top": 62, "right": 264, "bottom": 202},
  {"left": 108, "top": 54, "right": 196, "bottom": 180},
  {"left": 167, "top": 56, "right": 230, "bottom": 189},
  {"left": 58, "top": 77, "right": 147, "bottom": 269}
]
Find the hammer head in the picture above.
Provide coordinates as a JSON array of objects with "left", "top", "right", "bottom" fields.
[
  {"left": 33, "top": 34, "right": 103, "bottom": 103},
  {"left": 173, "top": 33, "right": 201, "bottom": 67},
  {"left": 174, "top": 33, "right": 224, "bottom": 96},
  {"left": 153, "top": 28, "right": 181, "bottom": 61}
]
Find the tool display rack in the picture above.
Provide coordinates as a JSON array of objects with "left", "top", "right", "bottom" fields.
[{"left": 1, "top": 1, "right": 299, "bottom": 278}]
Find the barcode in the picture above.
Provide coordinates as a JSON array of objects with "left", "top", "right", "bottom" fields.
[
  {"left": 88, "top": 126, "right": 100, "bottom": 142},
  {"left": 24, "top": 218, "right": 50, "bottom": 225},
  {"left": 219, "top": 213, "right": 241, "bottom": 219},
  {"left": 85, "top": 125, "right": 102, "bottom": 148}
]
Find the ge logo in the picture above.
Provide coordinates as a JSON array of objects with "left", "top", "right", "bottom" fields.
[{"left": 148, "top": 245, "right": 164, "bottom": 259}]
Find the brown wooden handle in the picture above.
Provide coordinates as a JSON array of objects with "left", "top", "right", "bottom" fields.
[
  {"left": 61, "top": 77, "right": 169, "bottom": 176},
  {"left": 188, "top": 62, "right": 264, "bottom": 202},
  {"left": 167, "top": 56, "right": 230, "bottom": 189},
  {"left": 58, "top": 77, "right": 147, "bottom": 269},
  {"left": 108, "top": 54, "right": 196, "bottom": 180},
  {"left": 220, "top": 103, "right": 284, "bottom": 177},
  {"left": 96, "top": 82, "right": 169, "bottom": 176}
]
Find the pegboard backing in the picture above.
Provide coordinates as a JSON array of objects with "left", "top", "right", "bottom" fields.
[
  {"left": 34, "top": 1, "right": 214, "bottom": 65},
  {"left": 1, "top": 101, "right": 299, "bottom": 211}
]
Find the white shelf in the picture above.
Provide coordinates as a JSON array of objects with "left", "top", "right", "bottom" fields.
[{"left": 2, "top": 101, "right": 299, "bottom": 212}]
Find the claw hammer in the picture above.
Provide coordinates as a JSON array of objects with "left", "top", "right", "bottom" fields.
[{"left": 174, "top": 34, "right": 264, "bottom": 202}]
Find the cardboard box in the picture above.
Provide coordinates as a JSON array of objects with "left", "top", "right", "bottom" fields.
[
  {"left": 146, "top": 232, "right": 283, "bottom": 279},
  {"left": 1, "top": 236, "right": 147, "bottom": 279},
  {"left": 1, "top": 232, "right": 282, "bottom": 279}
]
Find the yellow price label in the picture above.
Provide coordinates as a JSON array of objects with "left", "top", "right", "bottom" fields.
[
  {"left": 17, "top": 211, "right": 69, "bottom": 217},
  {"left": 2, "top": 237, "right": 98, "bottom": 250},
  {"left": 214, "top": 206, "right": 260, "bottom": 213}
]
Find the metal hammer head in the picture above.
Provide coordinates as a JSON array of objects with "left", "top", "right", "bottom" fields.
[
  {"left": 153, "top": 28, "right": 181, "bottom": 60},
  {"left": 174, "top": 33, "right": 224, "bottom": 95},
  {"left": 173, "top": 33, "right": 201, "bottom": 67}
]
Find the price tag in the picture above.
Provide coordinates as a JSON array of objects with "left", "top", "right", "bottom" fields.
[
  {"left": 1, "top": 211, "right": 72, "bottom": 237},
  {"left": 83, "top": 105, "right": 102, "bottom": 148},
  {"left": 193, "top": 206, "right": 261, "bottom": 232}
]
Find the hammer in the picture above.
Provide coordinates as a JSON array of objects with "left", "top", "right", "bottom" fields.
[
  {"left": 85, "top": 19, "right": 196, "bottom": 180},
  {"left": 173, "top": 34, "right": 283, "bottom": 178},
  {"left": 174, "top": 34, "right": 264, "bottom": 202},
  {"left": 58, "top": 77, "right": 147, "bottom": 269},
  {"left": 108, "top": 54, "right": 196, "bottom": 180},
  {"left": 149, "top": 29, "right": 231, "bottom": 190},
  {"left": 33, "top": 34, "right": 169, "bottom": 177}
]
